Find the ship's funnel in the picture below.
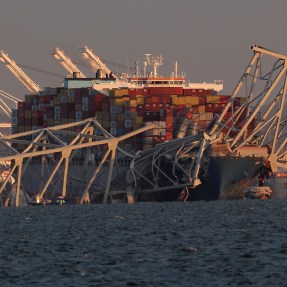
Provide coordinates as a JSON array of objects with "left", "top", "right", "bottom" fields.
[{"left": 73, "top": 71, "right": 80, "bottom": 78}]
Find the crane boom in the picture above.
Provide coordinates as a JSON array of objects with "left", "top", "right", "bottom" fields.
[
  {"left": 0, "top": 50, "right": 41, "bottom": 94},
  {"left": 79, "top": 46, "right": 117, "bottom": 79},
  {"left": 50, "top": 47, "right": 86, "bottom": 78}
]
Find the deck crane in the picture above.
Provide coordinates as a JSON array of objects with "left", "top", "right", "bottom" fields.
[
  {"left": 0, "top": 50, "right": 41, "bottom": 94},
  {"left": 79, "top": 46, "right": 117, "bottom": 80},
  {"left": 50, "top": 47, "right": 86, "bottom": 78}
]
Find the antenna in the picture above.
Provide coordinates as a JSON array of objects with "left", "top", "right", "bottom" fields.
[
  {"left": 174, "top": 61, "right": 178, "bottom": 78},
  {"left": 143, "top": 61, "right": 147, "bottom": 78},
  {"left": 135, "top": 61, "right": 140, "bottom": 77},
  {"left": 145, "top": 54, "right": 163, "bottom": 78}
]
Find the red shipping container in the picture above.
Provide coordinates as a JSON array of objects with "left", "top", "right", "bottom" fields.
[
  {"left": 128, "top": 94, "right": 137, "bottom": 100},
  {"left": 183, "top": 89, "right": 192, "bottom": 96},
  {"left": 150, "top": 96, "right": 160, "bottom": 104},
  {"left": 144, "top": 104, "right": 151, "bottom": 111},
  {"left": 144, "top": 96, "right": 151, "bottom": 104},
  {"left": 136, "top": 105, "right": 143, "bottom": 112},
  {"left": 176, "top": 87, "right": 183, "bottom": 95},
  {"left": 32, "top": 111, "right": 43, "bottom": 118},
  {"left": 220, "top": 95, "right": 230, "bottom": 104},
  {"left": 128, "top": 89, "right": 137, "bottom": 96},
  {"left": 162, "top": 87, "right": 170, "bottom": 95},
  {"left": 148, "top": 87, "right": 156, "bottom": 95},
  {"left": 166, "top": 116, "right": 173, "bottom": 125},
  {"left": 150, "top": 104, "right": 160, "bottom": 112},
  {"left": 95, "top": 94, "right": 104, "bottom": 103},
  {"left": 18, "top": 102, "right": 25, "bottom": 109},
  {"left": 191, "top": 105, "right": 199, "bottom": 113},
  {"left": 39, "top": 95, "right": 51, "bottom": 104},
  {"left": 162, "top": 95, "right": 171, "bottom": 104},
  {"left": 198, "top": 95, "right": 206, "bottom": 105}
]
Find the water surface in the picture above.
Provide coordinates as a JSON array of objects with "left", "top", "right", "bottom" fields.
[{"left": 0, "top": 200, "right": 286, "bottom": 286}]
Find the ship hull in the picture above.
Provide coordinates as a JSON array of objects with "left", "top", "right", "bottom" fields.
[{"left": 135, "top": 156, "right": 265, "bottom": 202}]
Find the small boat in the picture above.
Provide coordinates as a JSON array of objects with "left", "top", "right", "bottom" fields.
[{"left": 244, "top": 186, "right": 272, "bottom": 199}]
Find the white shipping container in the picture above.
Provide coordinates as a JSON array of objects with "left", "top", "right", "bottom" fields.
[
  {"left": 159, "top": 129, "right": 166, "bottom": 136},
  {"left": 54, "top": 114, "right": 61, "bottom": 121},
  {"left": 110, "top": 121, "right": 117, "bottom": 128},
  {"left": 61, "top": 96, "right": 67, "bottom": 103},
  {"left": 110, "top": 106, "right": 117, "bottom": 114},
  {"left": 82, "top": 104, "right": 89, "bottom": 111},
  {"left": 75, "top": 111, "right": 83, "bottom": 119},
  {"left": 116, "top": 106, "right": 123, "bottom": 114},
  {"left": 82, "top": 97, "right": 89, "bottom": 104},
  {"left": 89, "top": 89, "right": 96, "bottom": 95},
  {"left": 152, "top": 129, "right": 160, "bottom": 136},
  {"left": 11, "top": 109, "right": 17, "bottom": 118},
  {"left": 38, "top": 104, "right": 45, "bottom": 111},
  {"left": 125, "top": 111, "right": 132, "bottom": 119},
  {"left": 145, "top": 130, "right": 153, "bottom": 137},
  {"left": 68, "top": 90, "right": 75, "bottom": 97},
  {"left": 124, "top": 119, "right": 132, "bottom": 128},
  {"left": 54, "top": 106, "right": 61, "bottom": 114},
  {"left": 110, "top": 128, "right": 117, "bottom": 136}
]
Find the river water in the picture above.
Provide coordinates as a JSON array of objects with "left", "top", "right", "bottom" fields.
[{"left": 0, "top": 199, "right": 286, "bottom": 286}]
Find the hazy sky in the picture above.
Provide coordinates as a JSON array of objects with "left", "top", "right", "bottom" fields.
[{"left": 1, "top": 0, "right": 287, "bottom": 100}]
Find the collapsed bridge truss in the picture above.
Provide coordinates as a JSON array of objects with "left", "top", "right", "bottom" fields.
[
  {"left": 2, "top": 45, "right": 287, "bottom": 206},
  {"left": 128, "top": 45, "right": 287, "bottom": 197},
  {"left": 0, "top": 118, "right": 155, "bottom": 207}
]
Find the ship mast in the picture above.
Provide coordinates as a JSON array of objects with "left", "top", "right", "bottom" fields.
[
  {"left": 145, "top": 54, "right": 163, "bottom": 78},
  {"left": 174, "top": 61, "right": 178, "bottom": 78}
]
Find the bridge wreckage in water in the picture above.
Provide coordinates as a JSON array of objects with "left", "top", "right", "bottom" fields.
[{"left": 1, "top": 45, "right": 287, "bottom": 206}]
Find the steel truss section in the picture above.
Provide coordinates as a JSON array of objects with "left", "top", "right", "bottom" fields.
[
  {"left": 128, "top": 133, "right": 219, "bottom": 196},
  {"left": 210, "top": 45, "right": 287, "bottom": 172},
  {"left": 0, "top": 117, "right": 155, "bottom": 207},
  {"left": 127, "top": 45, "right": 287, "bottom": 198}
]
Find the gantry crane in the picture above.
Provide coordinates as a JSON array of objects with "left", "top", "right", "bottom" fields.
[
  {"left": 0, "top": 50, "right": 41, "bottom": 94},
  {"left": 79, "top": 46, "right": 117, "bottom": 79},
  {"left": 50, "top": 47, "right": 86, "bottom": 78}
]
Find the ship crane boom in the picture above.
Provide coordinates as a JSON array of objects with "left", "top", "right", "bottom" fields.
[
  {"left": 79, "top": 46, "right": 117, "bottom": 80},
  {"left": 50, "top": 47, "right": 86, "bottom": 78},
  {"left": 0, "top": 50, "right": 41, "bottom": 94}
]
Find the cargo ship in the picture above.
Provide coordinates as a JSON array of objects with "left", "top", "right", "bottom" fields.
[
  {"left": 12, "top": 54, "right": 227, "bottom": 152},
  {"left": 3, "top": 49, "right": 275, "bottom": 205}
]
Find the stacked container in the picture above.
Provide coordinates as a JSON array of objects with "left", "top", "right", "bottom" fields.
[{"left": 14, "top": 86, "right": 239, "bottom": 152}]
